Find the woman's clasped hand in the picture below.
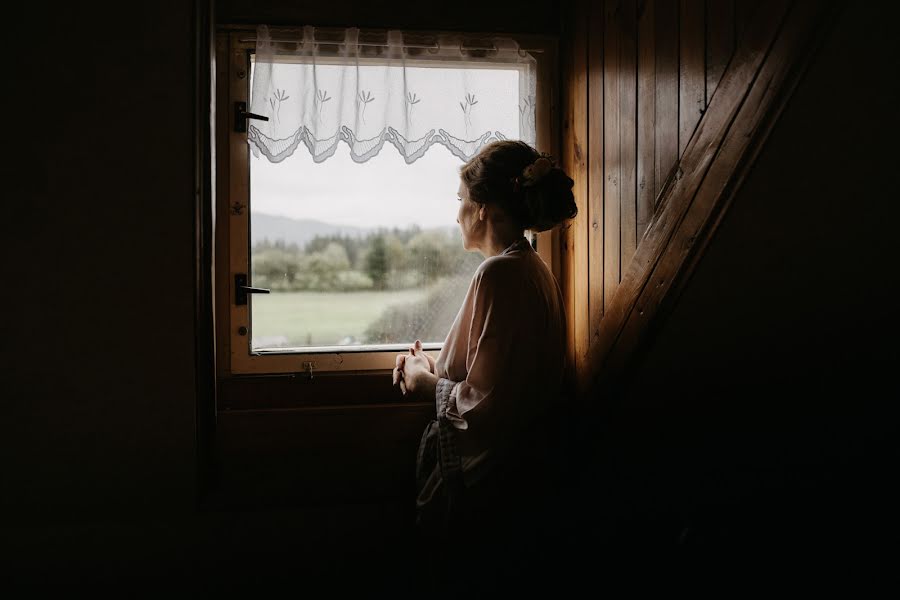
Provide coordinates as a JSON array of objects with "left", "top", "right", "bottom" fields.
[{"left": 392, "top": 339, "right": 437, "bottom": 398}]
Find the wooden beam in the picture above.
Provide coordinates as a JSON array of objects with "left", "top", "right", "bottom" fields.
[
  {"left": 581, "top": 0, "right": 833, "bottom": 397},
  {"left": 667, "top": 0, "right": 838, "bottom": 320}
]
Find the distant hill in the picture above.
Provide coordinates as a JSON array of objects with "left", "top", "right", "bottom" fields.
[
  {"left": 251, "top": 212, "right": 458, "bottom": 249},
  {"left": 251, "top": 213, "right": 371, "bottom": 249}
]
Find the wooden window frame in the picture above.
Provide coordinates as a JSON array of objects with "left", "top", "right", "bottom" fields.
[{"left": 215, "top": 26, "right": 559, "bottom": 378}]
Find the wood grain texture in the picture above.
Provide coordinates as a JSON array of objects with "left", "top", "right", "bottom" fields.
[
  {"left": 603, "top": 0, "right": 622, "bottom": 312},
  {"left": 589, "top": 0, "right": 606, "bottom": 341},
  {"left": 581, "top": 0, "right": 798, "bottom": 396},
  {"left": 679, "top": 0, "right": 706, "bottom": 157},
  {"left": 620, "top": 0, "right": 639, "bottom": 269},
  {"left": 654, "top": 0, "right": 679, "bottom": 200},
  {"left": 637, "top": 0, "right": 656, "bottom": 240},
  {"left": 602, "top": 0, "right": 831, "bottom": 386},
  {"left": 669, "top": 0, "right": 835, "bottom": 309},
  {"left": 562, "top": 0, "right": 592, "bottom": 385},
  {"left": 573, "top": 0, "right": 592, "bottom": 381},
  {"left": 215, "top": 34, "right": 233, "bottom": 378},
  {"left": 707, "top": 0, "right": 735, "bottom": 104},
  {"left": 227, "top": 35, "right": 252, "bottom": 376}
]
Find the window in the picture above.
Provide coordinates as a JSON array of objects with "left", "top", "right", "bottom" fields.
[{"left": 216, "top": 27, "right": 558, "bottom": 375}]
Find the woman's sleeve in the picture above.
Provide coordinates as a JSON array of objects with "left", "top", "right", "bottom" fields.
[{"left": 435, "top": 264, "right": 524, "bottom": 434}]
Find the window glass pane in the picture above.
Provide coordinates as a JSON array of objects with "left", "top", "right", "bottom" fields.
[{"left": 249, "top": 64, "right": 521, "bottom": 351}]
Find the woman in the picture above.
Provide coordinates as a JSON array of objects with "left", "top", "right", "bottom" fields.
[{"left": 393, "top": 140, "right": 577, "bottom": 548}]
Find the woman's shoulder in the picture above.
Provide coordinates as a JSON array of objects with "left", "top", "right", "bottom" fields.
[
  {"left": 474, "top": 251, "right": 527, "bottom": 281},
  {"left": 473, "top": 244, "right": 543, "bottom": 290}
]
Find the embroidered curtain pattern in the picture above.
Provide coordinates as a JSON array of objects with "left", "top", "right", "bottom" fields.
[{"left": 249, "top": 26, "right": 537, "bottom": 164}]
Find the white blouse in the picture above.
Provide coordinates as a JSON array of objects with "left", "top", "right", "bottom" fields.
[{"left": 432, "top": 236, "right": 567, "bottom": 487}]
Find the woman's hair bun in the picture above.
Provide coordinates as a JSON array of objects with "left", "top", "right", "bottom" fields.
[
  {"left": 460, "top": 140, "right": 578, "bottom": 232},
  {"left": 521, "top": 166, "right": 577, "bottom": 232}
]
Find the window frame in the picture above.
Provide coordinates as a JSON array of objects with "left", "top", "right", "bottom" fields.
[{"left": 215, "top": 26, "right": 559, "bottom": 377}]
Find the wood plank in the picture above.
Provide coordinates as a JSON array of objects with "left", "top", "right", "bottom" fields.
[
  {"left": 654, "top": 0, "right": 679, "bottom": 201},
  {"left": 580, "top": 0, "right": 794, "bottom": 396},
  {"left": 707, "top": 0, "right": 735, "bottom": 104},
  {"left": 602, "top": 0, "right": 833, "bottom": 386},
  {"left": 573, "top": 0, "right": 591, "bottom": 383},
  {"left": 561, "top": 0, "right": 591, "bottom": 385},
  {"left": 594, "top": 0, "right": 621, "bottom": 314},
  {"left": 228, "top": 34, "right": 253, "bottom": 376},
  {"left": 603, "top": 0, "right": 622, "bottom": 313},
  {"left": 620, "top": 0, "right": 639, "bottom": 267},
  {"left": 637, "top": 0, "right": 656, "bottom": 239},
  {"left": 588, "top": 0, "right": 606, "bottom": 341},
  {"left": 215, "top": 34, "right": 232, "bottom": 378},
  {"left": 679, "top": 0, "right": 706, "bottom": 156},
  {"left": 533, "top": 39, "right": 560, "bottom": 280}
]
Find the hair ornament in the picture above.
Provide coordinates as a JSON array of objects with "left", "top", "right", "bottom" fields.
[{"left": 521, "top": 156, "right": 553, "bottom": 187}]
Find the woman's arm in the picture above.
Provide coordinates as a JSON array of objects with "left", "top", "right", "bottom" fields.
[{"left": 441, "top": 262, "right": 523, "bottom": 432}]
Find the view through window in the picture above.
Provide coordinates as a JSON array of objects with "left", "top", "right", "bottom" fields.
[{"left": 249, "top": 65, "right": 522, "bottom": 352}]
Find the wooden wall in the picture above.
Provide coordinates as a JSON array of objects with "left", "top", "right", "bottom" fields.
[
  {"left": 576, "top": 1, "right": 900, "bottom": 567},
  {"left": 562, "top": 0, "right": 761, "bottom": 383}
]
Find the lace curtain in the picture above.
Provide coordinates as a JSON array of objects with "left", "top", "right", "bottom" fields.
[{"left": 248, "top": 26, "right": 537, "bottom": 164}]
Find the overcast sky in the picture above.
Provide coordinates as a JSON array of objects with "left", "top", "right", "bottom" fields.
[{"left": 250, "top": 140, "right": 465, "bottom": 229}]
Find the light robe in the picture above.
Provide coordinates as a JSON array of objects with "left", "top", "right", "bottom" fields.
[{"left": 424, "top": 236, "right": 567, "bottom": 496}]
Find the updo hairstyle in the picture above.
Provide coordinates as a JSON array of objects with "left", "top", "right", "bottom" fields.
[{"left": 459, "top": 140, "right": 578, "bottom": 232}]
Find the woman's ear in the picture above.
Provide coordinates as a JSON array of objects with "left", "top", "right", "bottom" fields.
[{"left": 478, "top": 205, "right": 487, "bottom": 221}]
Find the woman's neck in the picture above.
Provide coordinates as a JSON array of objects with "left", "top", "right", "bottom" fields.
[{"left": 479, "top": 225, "right": 524, "bottom": 258}]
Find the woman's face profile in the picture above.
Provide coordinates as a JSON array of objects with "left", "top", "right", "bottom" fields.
[{"left": 456, "top": 180, "right": 482, "bottom": 251}]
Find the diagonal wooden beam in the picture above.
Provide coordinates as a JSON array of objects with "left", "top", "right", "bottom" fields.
[{"left": 580, "top": 0, "right": 838, "bottom": 398}]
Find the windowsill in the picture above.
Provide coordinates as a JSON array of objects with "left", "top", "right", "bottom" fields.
[
  {"left": 230, "top": 344, "right": 442, "bottom": 376},
  {"left": 250, "top": 341, "right": 442, "bottom": 356}
]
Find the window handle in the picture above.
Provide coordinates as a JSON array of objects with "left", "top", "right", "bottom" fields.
[
  {"left": 234, "top": 274, "right": 270, "bottom": 305},
  {"left": 234, "top": 101, "right": 269, "bottom": 133}
]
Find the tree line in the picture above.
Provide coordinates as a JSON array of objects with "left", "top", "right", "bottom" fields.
[{"left": 252, "top": 226, "right": 483, "bottom": 292}]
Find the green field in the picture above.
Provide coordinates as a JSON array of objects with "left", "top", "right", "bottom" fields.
[{"left": 251, "top": 288, "right": 429, "bottom": 347}]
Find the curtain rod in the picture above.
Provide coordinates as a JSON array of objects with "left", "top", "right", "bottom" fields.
[{"left": 238, "top": 38, "right": 544, "bottom": 53}]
